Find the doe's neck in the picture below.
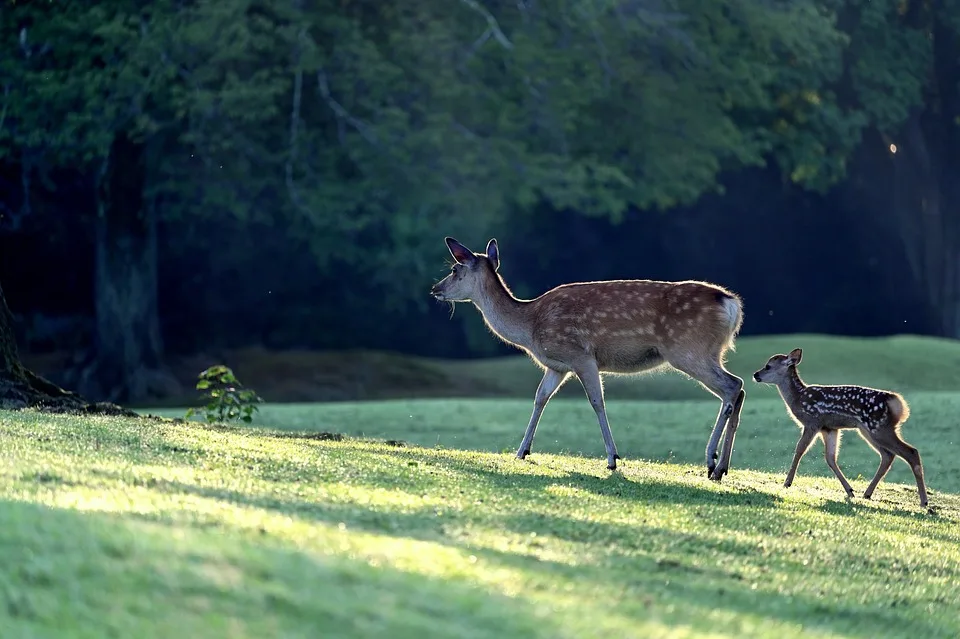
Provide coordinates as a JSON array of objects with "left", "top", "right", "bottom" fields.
[{"left": 470, "top": 274, "right": 532, "bottom": 347}]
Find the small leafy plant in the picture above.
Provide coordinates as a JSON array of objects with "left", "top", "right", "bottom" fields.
[{"left": 185, "top": 365, "right": 264, "bottom": 423}]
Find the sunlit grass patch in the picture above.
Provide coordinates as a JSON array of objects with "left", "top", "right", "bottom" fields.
[{"left": 2, "top": 406, "right": 960, "bottom": 637}]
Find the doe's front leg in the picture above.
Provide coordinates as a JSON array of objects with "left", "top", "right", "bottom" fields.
[
  {"left": 516, "top": 368, "right": 570, "bottom": 460},
  {"left": 575, "top": 360, "right": 621, "bottom": 470}
]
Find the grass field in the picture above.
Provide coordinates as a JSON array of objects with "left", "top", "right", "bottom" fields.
[
  {"left": 3, "top": 335, "right": 960, "bottom": 637},
  {"left": 30, "top": 333, "right": 960, "bottom": 406}
]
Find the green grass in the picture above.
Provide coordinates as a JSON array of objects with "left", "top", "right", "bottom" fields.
[
  {"left": 441, "top": 333, "right": 960, "bottom": 401},
  {"left": 4, "top": 390, "right": 960, "bottom": 636},
  {"left": 4, "top": 335, "right": 960, "bottom": 637}
]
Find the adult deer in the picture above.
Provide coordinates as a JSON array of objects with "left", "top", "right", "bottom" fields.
[
  {"left": 753, "top": 348, "right": 928, "bottom": 506},
  {"left": 430, "top": 237, "right": 746, "bottom": 479}
]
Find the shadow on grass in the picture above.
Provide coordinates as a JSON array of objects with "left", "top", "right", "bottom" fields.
[
  {"left": 57, "top": 416, "right": 960, "bottom": 639},
  {"left": 122, "top": 475, "right": 957, "bottom": 639},
  {"left": 0, "top": 498, "right": 567, "bottom": 639},
  {"left": 366, "top": 445, "right": 786, "bottom": 506},
  {"left": 372, "top": 445, "right": 952, "bottom": 522},
  {"left": 131, "top": 427, "right": 960, "bottom": 636}
]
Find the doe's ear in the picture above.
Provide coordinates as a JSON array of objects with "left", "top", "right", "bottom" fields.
[
  {"left": 787, "top": 348, "right": 803, "bottom": 365},
  {"left": 445, "top": 237, "right": 476, "bottom": 265},
  {"left": 485, "top": 238, "right": 499, "bottom": 271}
]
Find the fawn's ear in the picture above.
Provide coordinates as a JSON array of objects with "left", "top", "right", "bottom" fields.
[
  {"left": 787, "top": 348, "right": 803, "bottom": 365},
  {"left": 485, "top": 238, "right": 499, "bottom": 271},
  {"left": 446, "top": 237, "right": 476, "bottom": 265}
]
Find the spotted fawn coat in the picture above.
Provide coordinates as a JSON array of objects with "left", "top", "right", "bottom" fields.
[{"left": 754, "top": 348, "right": 928, "bottom": 506}]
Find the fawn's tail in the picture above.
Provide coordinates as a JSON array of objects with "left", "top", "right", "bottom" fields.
[{"left": 886, "top": 394, "right": 910, "bottom": 424}]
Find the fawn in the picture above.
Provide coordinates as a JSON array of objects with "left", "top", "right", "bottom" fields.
[
  {"left": 753, "top": 348, "right": 928, "bottom": 506},
  {"left": 431, "top": 237, "right": 746, "bottom": 479}
]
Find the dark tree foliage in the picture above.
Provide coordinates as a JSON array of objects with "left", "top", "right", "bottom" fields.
[{"left": 0, "top": 0, "right": 958, "bottom": 405}]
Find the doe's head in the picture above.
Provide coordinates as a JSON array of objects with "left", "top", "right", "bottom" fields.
[
  {"left": 753, "top": 348, "right": 803, "bottom": 384},
  {"left": 430, "top": 237, "right": 500, "bottom": 303}
]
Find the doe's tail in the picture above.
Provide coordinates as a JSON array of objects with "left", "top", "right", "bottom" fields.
[{"left": 717, "top": 291, "right": 744, "bottom": 352}]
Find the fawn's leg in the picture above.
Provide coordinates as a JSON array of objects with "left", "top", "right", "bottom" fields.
[
  {"left": 516, "top": 368, "right": 571, "bottom": 460},
  {"left": 821, "top": 429, "right": 854, "bottom": 498},
  {"left": 574, "top": 359, "right": 621, "bottom": 470},
  {"left": 784, "top": 426, "right": 818, "bottom": 488},
  {"left": 863, "top": 446, "right": 895, "bottom": 501},
  {"left": 876, "top": 431, "right": 928, "bottom": 507}
]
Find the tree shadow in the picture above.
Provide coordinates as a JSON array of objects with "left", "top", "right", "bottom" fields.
[
  {"left": 0, "top": 498, "right": 567, "bottom": 638},
  {"left": 120, "top": 477, "right": 959, "bottom": 639},
  {"left": 366, "top": 445, "right": 786, "bottom": 508},
  {"left": 369, "top": 445, "right": 956, "bottom": 522},
  {"left": 74, "top": 422, "right": 960, "bottom": 639}
]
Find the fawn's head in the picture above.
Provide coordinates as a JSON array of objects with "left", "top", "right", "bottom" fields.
[
  {"left": 753, "top": 348, "right": 803, "bottom": 384},
  {"left": 430, "top": 237, "right": 500, "bottom": 303}
]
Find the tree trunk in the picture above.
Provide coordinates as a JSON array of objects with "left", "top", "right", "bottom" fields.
[
  {"left": 0, "top": 279, "right": 26, "bottom": 384},
  {"left": 0, "top": 278, "right": 136, "bottom": 415},
  {"left": 72, "top": 132, "right": 179, "bottom": 404}
]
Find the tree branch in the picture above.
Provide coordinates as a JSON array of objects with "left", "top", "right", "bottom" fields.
[
  {"left": 286, "top": 30, "right": 312, "bottom": 216},
  {"left": 0, "top": 84, "right": 9, "bottom": 132},
  {"left": 459, "top": 0, "right": 513, "bottom": 50},
  {"left": 317, "top": 69, "right": 379, "bottom": 146},
  {"left": 462, "top": 27, "right": 493, "bottom": 64}
]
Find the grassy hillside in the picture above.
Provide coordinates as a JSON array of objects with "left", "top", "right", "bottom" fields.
[
  {"left": 3, "top": 390, "right": 960, "bottom": 637},
  {"left": 83, "top": 333, "right": 960, "bottom": 407},
  {"left": 445, "top": 333, "right": 960, "bottom": 401},
  {"left": 157, "top": 391, "right": 960, "bottom": 493}
]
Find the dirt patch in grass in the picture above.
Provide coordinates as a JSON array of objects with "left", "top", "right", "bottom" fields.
[{"left": 22, "top": 346, "right": 507, "bottom": 408}]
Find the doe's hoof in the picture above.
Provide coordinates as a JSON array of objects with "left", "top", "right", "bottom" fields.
[{"left": 708, "top": 465, "right": 728, "bottom": 482}]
